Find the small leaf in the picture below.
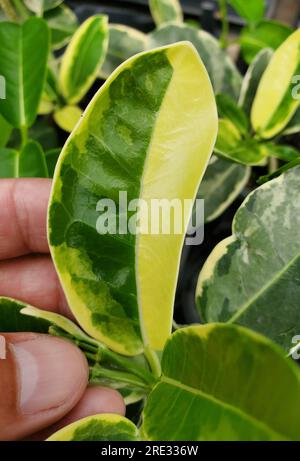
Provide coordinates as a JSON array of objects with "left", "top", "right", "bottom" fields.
[
  {"left": 149, "top": 0, "right": 183, "bottom": 26},
  {"left": 216, "top": 94, "right": 249, "bottom": 135},
  {"left": 261, "top": 143, "right": 300, "bottom": 162},
  {"left": 215, "top": 119, "right": 267, "bottom": 165},
  {"left": 44, "top": 5, "right": 78, "bottom": 50},
  {"left": 47, "top": 414, "right": 140, "bottom": 441},
  {"left": 238, "top": 48, "right": 273, "bottom": 116},
  {"left": 99, "top": 24, "right": 147, "bottom": 80},
  {"left": 196, "top": 165, "right": 300, "bottom": 351},
  {"left": 19, "top": 140, "right": 48, "bottom": 178},
  {"left": 59, "top": 15, "right": 109, "bottom": 104},
  {"left": 54, "top": 105, "right": 82, "bottom": 132},
  {"left": 240, "top": 20, "right": 293, "bottom": 64},
  {"left": 148, "top": 23, "right": 242, "bottom": 100},
  {"left": 0, "top": 114, "right": 12, "bottom": 148},
  {"left": 251, "top": 28, "right": 300, "bottom": 139},
  {"left": 24, "top": 0, "right": 63, "bottom": 15},
  {"left": 0, "top": 18, "right": 50, "bottom": 128},
  {"left": 142, "top": 324, "right": 300, "bottom": 441},
  {"left": 228, "top": 0, "right": 265, "bottom": 24},
  {"left": 38, "top": 99, "right": 54, "bottom": 115},
  {"left": 195, "top": 156, "right": 250, "bottom": 223},
  {"left": 0, "top": 297, "right": 50, "bottom": 333},
  {"left": 0, "top": 148, "right": 18, "bottom": 178}
]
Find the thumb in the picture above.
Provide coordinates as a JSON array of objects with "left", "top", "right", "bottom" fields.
[{"left": 0, "top": 333, "right": 88, "bottom": 441}]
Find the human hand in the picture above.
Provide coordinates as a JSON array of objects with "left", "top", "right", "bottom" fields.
[{"left": 0, "top": 179, "right": 125, "bottom": 441}]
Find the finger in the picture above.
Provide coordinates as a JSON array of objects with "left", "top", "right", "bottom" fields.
[
  {"left": 30, "top": 386, "right": 126, "bottom": 440},
  {"left": 0, "top": 255, "right": 72, "bottom": 319},
  {"left": 0, "top": 333, "right": 88, "bottom": 441},
  {"left": 0, "top": 179, "right": 52, "bottom": 260}
]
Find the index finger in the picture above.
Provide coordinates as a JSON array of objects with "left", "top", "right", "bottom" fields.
[{"left": 0, "top": 179, "right": 52, "bottom": 260}]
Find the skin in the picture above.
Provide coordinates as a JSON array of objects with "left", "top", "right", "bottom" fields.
[{"left": 0, "top": 179, "right": 125, "bottom": 441}]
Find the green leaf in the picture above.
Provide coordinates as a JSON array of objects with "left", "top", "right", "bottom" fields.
[
  {"left": 44, "top": 5, "right": 78, "bottom": 50},
  {"left": 0, "top": 297, "right": 50, "bottom": 333},
  {"left": 228, "top": 0, "right": 265, "bottom": 24},
  {"left": 48, "top": 42, "right": 218, "bottom": 356},
  {"left": 148, "top": 23, "right": 242, "bottom": 100},
  {"left": 59, "top": 15, "right": 109, "bottom": 104},
  {"left": 282, "top": 107, "right": 300, "bottom": 136},
  {"left": 149, "top": 0, "right": 183, "bottom": 26},
  {"left": 238, "top": 48, "right": 273, "bottom": 117},
  {"left": 251, "top": 28, "right": 300, "bottom": 139},
  {"left": 240, "top": 20, "right": 293, "bottom": 64},
  {"left": 0, "top": 17, "right": 50, "bottom": 128},
  {"left": 45, "top": 147, "right": 60, "bottom": 177},
  {"left": 19, "top": 140, "right": 48, "bottom": 178},
  {"left": 0, "top": 148, "right": 18, "bottom": 178},
  {"left": 195, "top": 156, "right": 250, "bottom": 223},
  {"left": 0, "top": 114, "right": 12, "bottom": 148},
  {"left": 215, "top": 119, "right": 267, "bottom": 165},
  {"left": 54, "top": 105, "right": 82, "bottom": 132},
  {"left": 261, "top": 143, "right": 300, "bottom": 162},
  {"left": 196, "top": 165, "right": 300, "bottom": 351},
  {"left": 47, "top": 414, "right": 140, "bottom": 441},
  {"left": 99, "top": 24, "right": 147, "bottom": 80},
  {"left": 216, "top": 94, "right": 249, "bottom": 136},
  {"left": 142, "top": 324, "right": 300, "bottom": 441},
  {"left": 24, "top": 0, "right": 63, "bottom": 16}
]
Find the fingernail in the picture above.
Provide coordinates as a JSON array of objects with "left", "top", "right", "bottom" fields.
[{"left": 10, "top": 335, "right": 88, "bottom": 415}]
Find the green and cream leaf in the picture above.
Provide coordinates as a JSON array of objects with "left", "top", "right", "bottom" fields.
[
  {"left": 142, "top": 324, "right": 300, "bottom": 441},
  {"left": 149, "top": 0, "right": 183, "bottom": 26},
  {"left": 147, "top": 23, "right": 242, "bottom": 99},
  {"left": 47, "top": 414, "right": 140, "bottom": 441},
  {"left": 48, "top": 42, "right": 218, "bottom": 356},
  {"left": 99, "top": 24, "right": 147, "bottom": 79},
  {"left": 59, "top": 15, "right": 109, "bottom": 104},
  {"left": 238, "top": 48, "right": 273, "bottom": 117},
  {"left": 44, "top": 5, "right": 78, "bottom": 50},
  {"left": 196, "top": 165, "right": 300, "bottom": 351},
  {"left": 251, "top": 28, "right": 300, "bottom": 138},
  {"left": 0, "top": 297, "right": 51, "bottom": 333}
]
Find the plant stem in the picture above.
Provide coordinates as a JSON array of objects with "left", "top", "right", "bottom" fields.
[
  {"left": 101, "top": 348, "right": 156, "bottom": 385},
  {"left": 50, "top": 326, "right": 156, "bottom": 386},
  {"left": 268, "top": 157, "right": 278, "bottom": 174},
  {"left": 20, "top": 126, "right": 28, "bottom": 148},
  {"left": 218, "top": 0, "right": 229, "bottom": 49},
  {"left": 144, "top": 346, "right": 161, "bottom": 379},
  {"left": 0, "top": 0, "right": 18, "bottom": 21},
  {"left": 90, "top": 364, "right": 151, "bottom": 391}
]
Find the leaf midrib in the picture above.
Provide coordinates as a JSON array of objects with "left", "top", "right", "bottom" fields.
[
  {"left": 161, "top": 376, "right": 286, "bottom": 440},
  {"left": 19, "top": 24, "right": 26, "bottom": 126},
  {"left": 227, "top": 249, "right": 300, "bottom": 324}
]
